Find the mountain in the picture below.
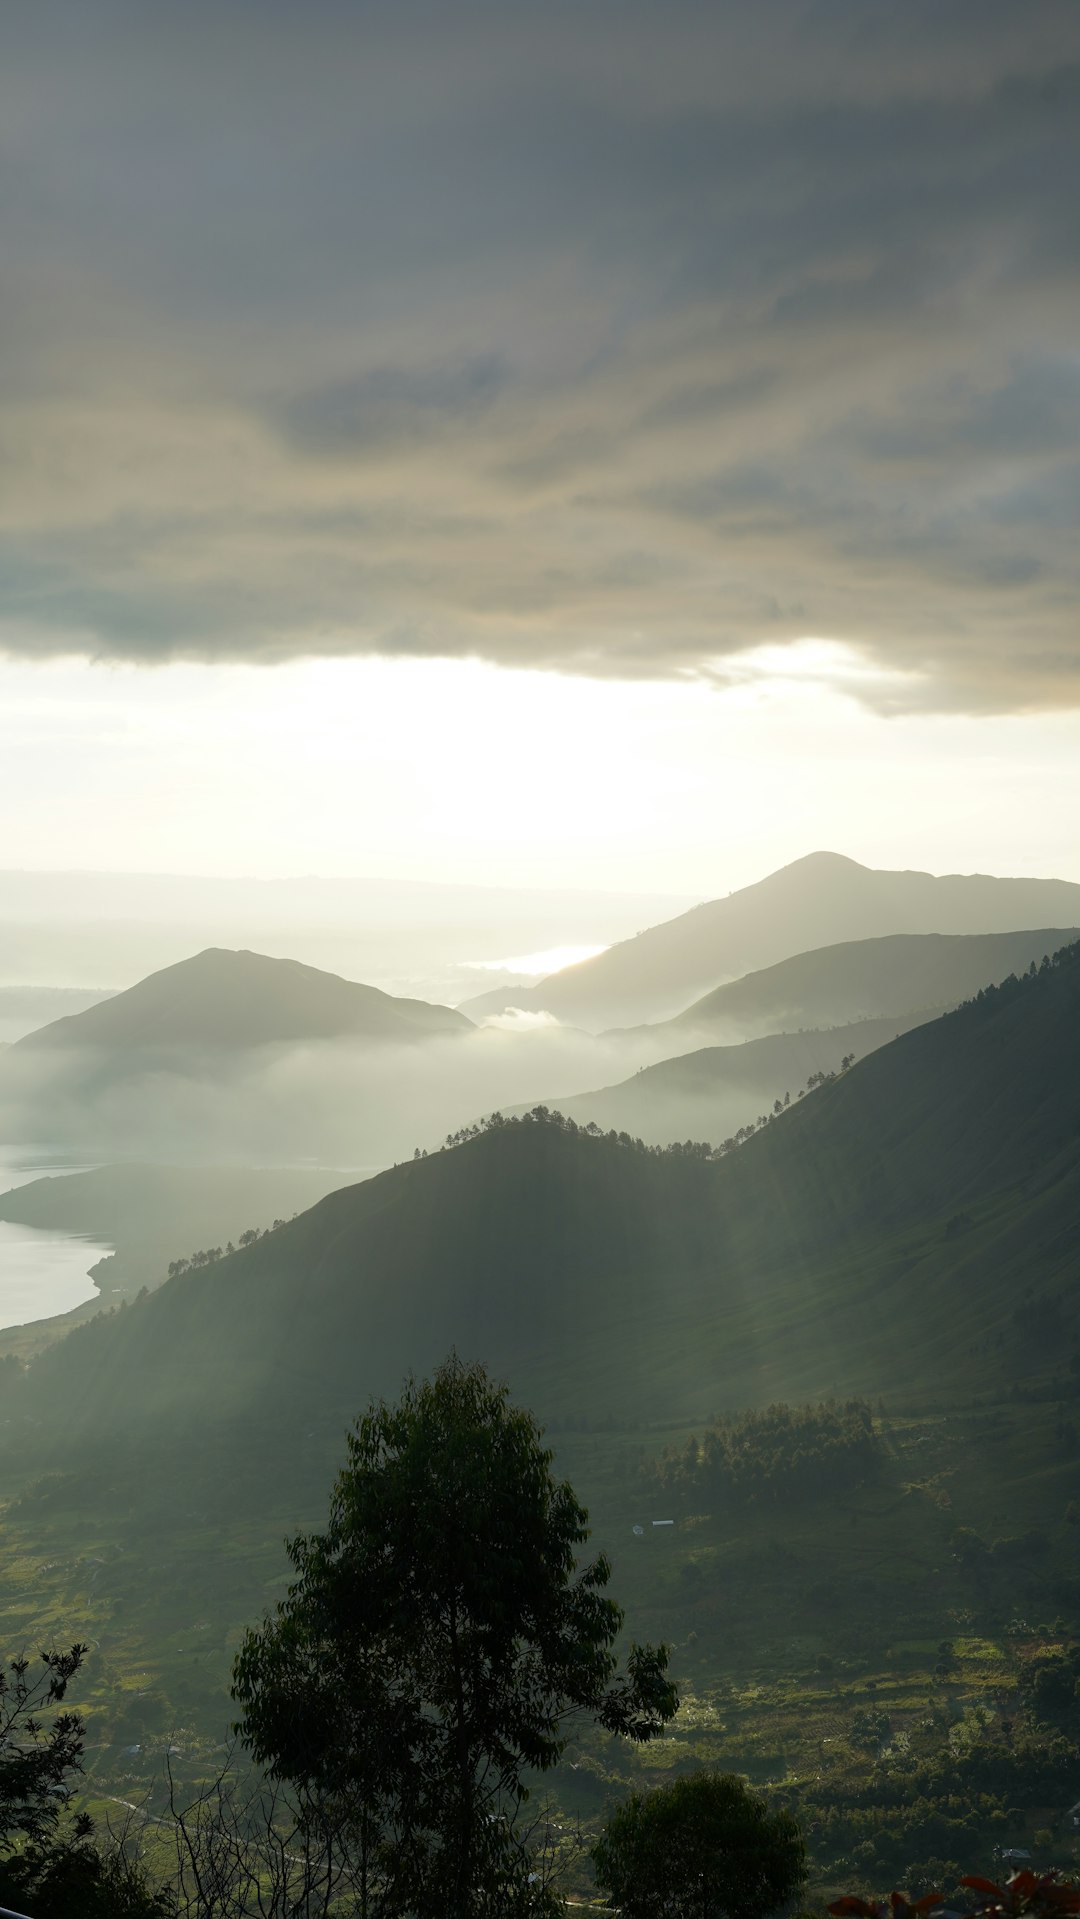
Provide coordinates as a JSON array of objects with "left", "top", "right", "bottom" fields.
[
  {"left": 520, "top": 1012, "right": 929, "bottom": 1146},
  {"left": 14, "top": 947, "right": 471, "bottom": 1050},
  {"left": 457, "top": 853, "right": 1080, "bottom": 1029},
  {"left": 654, "top": 927, "right": 1079, "bottom": 1042},
  {"left": 21, "top": 939, "right": 1080, "bottom": 1442},
  {"left": 0, "top": 868, "right": 694, "bottom": 1011},
  {"left": 533, "top": 930, "right": 1079, "bottom": 1143},
  {"left": 0, "top": 985, "right": 116, "bottom": 1047},
  {"left": 6, "top": 944, "right": 1078, "bottom": 1895}
]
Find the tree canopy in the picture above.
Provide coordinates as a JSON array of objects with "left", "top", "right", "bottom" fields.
[
  {"left": 0, "top": 1641, "right": 168, "bottom": 1918},
  {"left": 592, "top": 1771, "right": 806, "bottom": 1919},
  {"left": 0, "top": 1642, "right": 88, "bottom": 1860},
  {"left": 653, "top": 1398, "right": 881, "bottom": 1509},
  {"left": 232, "top": 1356, "right": 678, "bottom": 1918}
]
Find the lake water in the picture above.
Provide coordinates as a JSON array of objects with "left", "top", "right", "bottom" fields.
[
  {"left": 0, "top": 1144, "right": 110, "bottom": 1331},
  {"left": 0, "top": 1146, "right": 374, "bottom": 1333}
]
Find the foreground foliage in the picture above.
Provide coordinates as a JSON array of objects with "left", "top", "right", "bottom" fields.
[
  {"left": 831, "top": 1867, "right": 1080, "bottom": 1919},
  {"left": 233, "top": 1356, "right": 678, "bottom": 1918},
  {"left": 593, "top": 1770, "right": 806, "bottom": 1919},
  {"left": 0, "top": 1641, "right": 167, "bottom": 1917},
  {"left": 0, "top": 1643, "right": 88, "bottom": 1856}
]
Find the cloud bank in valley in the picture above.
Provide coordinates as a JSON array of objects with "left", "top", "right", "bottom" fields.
[
  {"left": 0, "top": 1018, "right": 685, "bottom": 1169},
  {"left": 3, "top": 1, "right": 1079, "bottom": 713}
]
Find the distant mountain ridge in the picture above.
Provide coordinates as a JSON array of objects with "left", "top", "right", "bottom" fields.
[
  {"left": 0, "top": 869, "right": 695, "bottom": 1012},
  {"left": 514, "top": 931, "right": 1079, "bottom": 1147},
  {"left": 457, "top": 853, "right": 1080, "bottom": 1028},
  {"left": 654, "top": 927, "right": 1080, "bottom": 1041},
  {"left": 14, "top": 947, "right": 472, "bottom": 1050},
  {"left": 519, "top": 1012, "right": 930, "bottom": 1146}
]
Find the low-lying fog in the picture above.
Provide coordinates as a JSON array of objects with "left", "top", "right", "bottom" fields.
[{"left": 0, "top": 1017, "right": 703, "bottom": 1169}]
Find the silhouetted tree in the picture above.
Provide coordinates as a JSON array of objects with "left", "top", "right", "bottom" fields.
[
  {"left": 593, "top": 1771, "right": 805, "bottom": 1919},
  {"left": 233, "top": 1357, "right": 677, "bottom": 1919},
  {"left": 0, "top": 1641, "right": 168, "bottom": 1917}
]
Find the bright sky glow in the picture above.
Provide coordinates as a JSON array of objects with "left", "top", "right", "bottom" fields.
[{"left": 3, "top": 650, "right": 1080, "bottom": 896}]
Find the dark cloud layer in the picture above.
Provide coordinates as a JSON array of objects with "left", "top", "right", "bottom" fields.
[{"left": 2, "top": 1, "right": 1079, "bottom": 711}]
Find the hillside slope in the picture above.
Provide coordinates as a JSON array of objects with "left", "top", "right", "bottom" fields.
[
  {"left": 654, "top": 926, "right": 1078, "bottom": 1042},
  {"left": 0, "top": 986, "right": 116, "bottom": 1046},
  {"left": 21, "top": 942, "right": 1080, "bottom": 1442},
  {"left": 458, "top": 854, "right": 1080, "bottom": 1028},
  {"left": 527, "top": 1011, "right": 929, "bottom": 1146},
  {"left": 15, "top": 947, "right": 471, "bottom": 1051},
  {"left": 0, "top": 1162, "right": 348, "bottom": 1309}
]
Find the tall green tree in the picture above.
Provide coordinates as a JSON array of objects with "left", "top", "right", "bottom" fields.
[
  {"left": 233, "top": 1356, "right": 677, "bottom": 1919},
  {"left": 592, "top": 1771, "right": 806, "bottom": 1919}
]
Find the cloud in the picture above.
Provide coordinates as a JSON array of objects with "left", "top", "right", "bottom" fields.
[
  {"left": 853, "top": 358, "right": 1080, "bottom": 464},
  {"left": 1, "top": 2, "right": 1079, "bottom": 711},
  {"left": 479, "top": 1009, "right": 563, "bottom": 1033},
  {"left": 274, "top": 356, "right": 509, "bottom": 460},
  {"left": 0, "top": 1016, "right": 674, "bottom": 1167}
]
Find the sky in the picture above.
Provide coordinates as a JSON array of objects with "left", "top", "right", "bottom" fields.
[{"left": 3, "top": 1, "right": 1080, "bottom": 895}]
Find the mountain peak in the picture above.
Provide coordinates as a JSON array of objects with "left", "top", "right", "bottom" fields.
[
  {"left": 776, "top": 850, "right": 867, "bottom": 873},
  {"left": 17, "top": 946, "right": 471, "bottom": 1050},
  {"left": 457, "top": 855, "right": 1080, "bottom": 1029}
]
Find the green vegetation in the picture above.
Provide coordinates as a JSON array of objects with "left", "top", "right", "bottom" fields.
[
  {"left": 593, "top": 1770, "right": 806, "bottom": 1919},
  {"left": 0, "top": 1640, "right": 89, "bottom": 1853},
  {"left": 1, "top": 1368, "right": 1079, "bottom": 1901},
  {"left": 166, "top": 1219, "right": 296, "bottom": 1281},
  {"left": 235, "top": 1357, "right": 676, "bottom": 1916},
  {"left": 511, "top": 1018, "right": 909, "bottom": 1148},
  {"left": 651, "top": 1399, "right": 881, "bottom": 1508},
  {"left": 0, "top": 1640, "right": 166, "bottom": 1917},
  {"left": 13, "top": 937, "right": 1078, "bottom": 1445},
  {"left": 0, "top": 937, "right": 1077, "bottom": 1902},
  {"left": 0, "top": 1162, "right": 343, "bottom": 1329}
]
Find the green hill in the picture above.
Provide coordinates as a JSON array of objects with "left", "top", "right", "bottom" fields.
[
  {"left": 19, "top": 941, "right": 1080, "bottom": 1443},
  {"left": 0, "top": 1162, "right": 350, "bottom": 1345},
  {"left": 15, "top": 947, "right": 471, "bottom": 1051},
  {"left": 457, "top": 853, "right": 1080, "bottom": 1028}
]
